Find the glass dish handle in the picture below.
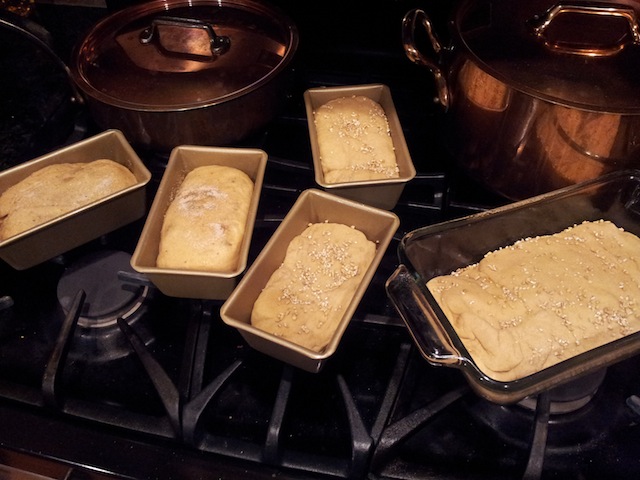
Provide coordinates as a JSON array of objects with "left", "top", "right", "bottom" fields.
[{"left": 386, "top": 264, "right": 462, "bottom": 366}]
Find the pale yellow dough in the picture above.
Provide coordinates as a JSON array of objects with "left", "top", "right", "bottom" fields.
[
  {"left": 314, "top": 95, "right": 399, "bottom": 183},
  {"left": 0, "top": 159, "right": 136, "bottom": 241},
  {"left": 427, "top": 220, "right": 640, "bottom": 382},
  {"left": 156, "top": 165, "right": 253, "bottom": 272},
  {"left": 251, "top": 222, "right": 376, "bottom": 352}
]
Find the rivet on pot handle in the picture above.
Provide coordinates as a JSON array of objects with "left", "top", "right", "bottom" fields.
[
  {"left": 385, "top": 264, "right": 461, "bottom": 366},
  {"left": 530, "top": 2, "right": 640, "bottom": 56},
  {"left": 401, "top": 9, "right": 450, "bottom": 110},
  {"left": 140, "top": 16, "right": 231, "bottom": 57}
]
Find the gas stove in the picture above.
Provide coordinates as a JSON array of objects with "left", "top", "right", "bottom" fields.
[{"left": 1, "top": 1, "right": 640, "bottom": 479}]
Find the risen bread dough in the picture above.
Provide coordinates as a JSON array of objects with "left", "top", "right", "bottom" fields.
[
  {"left": 314, "top": 95, "right": 399, "bottom": 183},
  {"left": 0, "top": 159, "right": 136, "bottom": 241},
  {"left": 427, "top": 220, "right": 640, "bottom": 382},
  {"left": 251, "top": 222, "right": 376, "bottom": 352},
  {"left": 156, "top": 165, "right": 253, "bottom": 272}
]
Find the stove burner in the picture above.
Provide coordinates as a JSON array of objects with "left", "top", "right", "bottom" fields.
[
  {"left": 467, "top": 368, "right": 611, "bottom": 454},
  {"left": 56, "top": 250, "right": 155, "bottom": 363},
  {"left": 57, "top": 250, "right": 148, "bottom": 327},
  {"left": 518, "top": 369, "right": 608, "bottom": 414}
]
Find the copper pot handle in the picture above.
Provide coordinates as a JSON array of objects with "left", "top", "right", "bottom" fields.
[
  {"left": 531, "top": 2, "right": 640, "bottom": 56},
  {"left": 401, "top": 9, "right": 450, "bottom": 109}
]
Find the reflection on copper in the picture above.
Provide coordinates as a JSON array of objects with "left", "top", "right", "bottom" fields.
[
  {"left": 458, "top": 61, "right": 510, "bottom": 111},
  {"left": 536, "top": 105, "right": 622, "bottom": 184}
]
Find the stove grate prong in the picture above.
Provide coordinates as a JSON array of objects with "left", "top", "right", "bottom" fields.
[
  {"left": 263, "top": 364, "right": 293, "bottom": 465},
  {"left": 117, "top": 316, "right": 182, "bottom": 438},
  {"left": 182, "top": 358, "right": 243, "bottom": 445},
  {"left": 370, "top": 384, "right": 469, "bottom": 472},
  {"left": 522, "top": 391, "right": 551, "bottom": 480},
  {"left": 337, "top": 374, "right": 373, "bottom": 479},
  {"left": 41, "top": 289, "right": 85, "bottom": 410}
]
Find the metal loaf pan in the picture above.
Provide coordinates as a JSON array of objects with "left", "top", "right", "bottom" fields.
[
  {"left": 304, "top": 83, "right": 416, "bottom": 210},
  {"left": 220, "top": 188, "right": 400, "bottom": 373},
  {"left": 130, "top": 145, "right": 267, "bottom": 300},
  {"left": 0, "top": 129, "right": 151, "bottom": 270},
  {"left": 386, "top": 170, "right": 640, "bottom": 404}
]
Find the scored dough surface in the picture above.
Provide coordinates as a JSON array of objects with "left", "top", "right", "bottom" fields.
[
  {"left": 426, "top": 220, "right": 640, "bottom": 382},
  {"left": 156, "top": 165, "right": 253, "bottom": 272},
  {"left": 0, "top": 159, "right": 137, "bottom": 241},
  {"left": 251, "top": 222, "right": 376, "bottom": 352}
]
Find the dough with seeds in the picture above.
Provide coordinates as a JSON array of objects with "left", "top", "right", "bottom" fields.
[
  {"left": 251, "top": 222, "right": 376, "bottom": 352},
  {"left": 427, "top": 220, "right": 640, "bottom": 382},
  {"left": 314, "top": 95, "right": 399, "bottom": 183}
]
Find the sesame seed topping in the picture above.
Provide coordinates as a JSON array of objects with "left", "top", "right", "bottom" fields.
[
  {"left": 251, "top": 222, "right": 377, "bottom": 352},
  {"left": 313, "top": 95, "right": 400, "bottom": 182},
  {"left": 426, "top": 220, "right": 640, "bottom": 382}
]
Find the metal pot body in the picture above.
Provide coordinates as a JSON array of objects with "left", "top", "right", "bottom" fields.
[
  {"left": 403, "top": 1, "right": 640, "bottom": 200},
  {"left": 71, "top": 0, "right": 298, "bottom": 152},
  {"left": 82, "top": 71, "right": 290, "bottom": 152}
]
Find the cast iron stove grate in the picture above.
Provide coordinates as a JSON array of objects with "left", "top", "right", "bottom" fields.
[{"left": 3, "top": 2, "right": 640, "bottom": 479}]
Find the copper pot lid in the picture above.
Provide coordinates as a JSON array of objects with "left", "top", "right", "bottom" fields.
[
  {"left": 70, "top": 0, "right": 298, "bottom": 111},
  {"left": 454, "top": 0, "right": 640, "bottom": 113}
]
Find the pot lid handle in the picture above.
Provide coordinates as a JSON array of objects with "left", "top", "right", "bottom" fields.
[
  {"left": 139, "top": 15, "right": 231, "bottom": 58},
  {"left": 530, "top": 2, "right": 640, "bottom": 56}
]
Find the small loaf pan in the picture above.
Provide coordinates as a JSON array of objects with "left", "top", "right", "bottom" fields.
[
  {"left": 386, "top": 170, "right": 640, "bottom": 404},
  {"left": 130, "top": 145, "right": 267, "bottom": 300},
  {"left": 304, "top": 83, "right": 416, "bottom": 210},
  {"left": 220, "top": 188, "right": 400, "bottom": 373},
  {"left": 0, "top": 129, "right": 151, "bottom": 270}
]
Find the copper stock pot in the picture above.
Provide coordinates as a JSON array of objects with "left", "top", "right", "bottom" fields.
[{"left": 403, "top": 0, "right": 640, "bottom": 199}]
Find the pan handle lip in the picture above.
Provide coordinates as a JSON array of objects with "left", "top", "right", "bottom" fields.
[
  {"left": 401, "top": 8, "right": 450, "bottom": 110},
  {"left": 385, "top": 263, "right": 463, "bottom": 366}
]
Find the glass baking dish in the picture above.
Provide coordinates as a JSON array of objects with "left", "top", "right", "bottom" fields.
[{"left": 386, "top": 170, "right": 640, "bottom": 404}]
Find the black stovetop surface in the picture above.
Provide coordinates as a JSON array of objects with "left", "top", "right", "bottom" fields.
[{"left": 2, "top": 2, "right": 640, "bottom": 480}]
